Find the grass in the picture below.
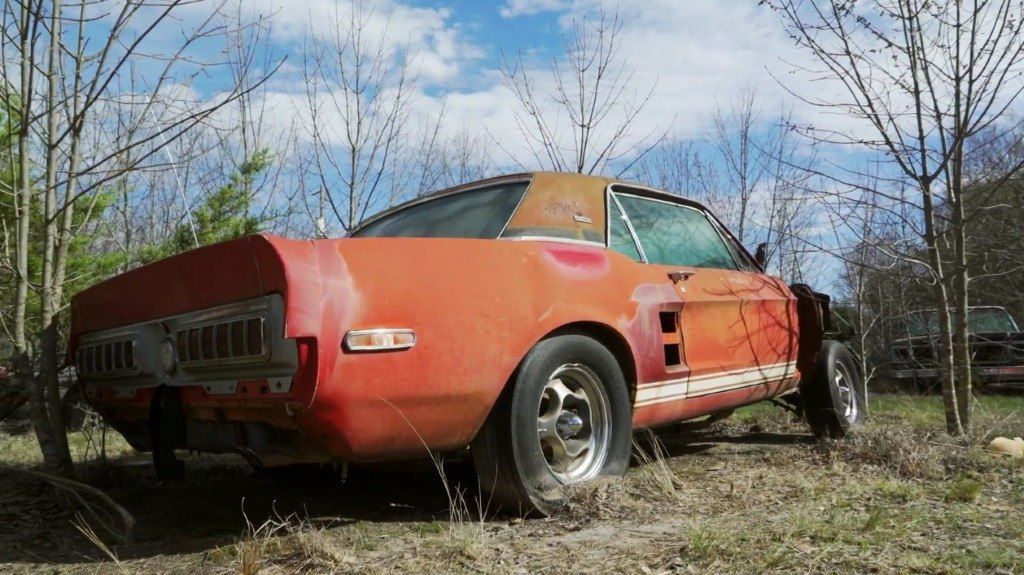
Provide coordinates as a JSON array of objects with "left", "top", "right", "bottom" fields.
[
  {"left": 0, "top": 426, "right": 133, "bottom": 467},
  {"left": 1, "top": 392, "right": 1022, "bottom": 574}
]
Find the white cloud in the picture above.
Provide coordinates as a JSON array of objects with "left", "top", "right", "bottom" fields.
[
  {"left": 178, "top": 0, "right": 480, "bottom": 87},
  {"left": 499, "top": 0, "right": 572, "bottom": 18},
  {"left": 489, "top": 0, "right": 877, "bottom": 154},
  {"left": 206, "top": 1, "right": 884, "bottom": 178}
]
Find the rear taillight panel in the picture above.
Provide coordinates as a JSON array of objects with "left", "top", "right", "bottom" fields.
[
  {"left": 176, "top": 315, "right": 269, "bottom": 367},
  {"left": 74, "top": 294, "right": 297, "bottom": 395},
  {"left": 76, "top": 337, "right": 139, "bottom": 377}
]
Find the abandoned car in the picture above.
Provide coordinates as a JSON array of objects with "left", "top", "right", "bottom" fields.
[
  {"left": 69, "top": 172, "right": 865, "bottom": 512},
  {"left": 892, "top": 306, "right": 1024, "bottom": 391}
]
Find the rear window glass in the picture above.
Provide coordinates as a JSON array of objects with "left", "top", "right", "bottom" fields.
[{"left": 351, "top": 183, "right": 528, "bottom": 239}]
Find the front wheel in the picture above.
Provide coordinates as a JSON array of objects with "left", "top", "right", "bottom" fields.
[
  {"left": 801, "top": 340, "right": 866, "bottom": 438},
  {"left": 472, "top": 334, "right": 632, "bottom": 515}
]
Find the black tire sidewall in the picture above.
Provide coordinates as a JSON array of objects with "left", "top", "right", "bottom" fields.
[
  {"left": 508, "top": 334, "right": 632, "bottom": 507},
  {"left": 824, "top": 342, "right": 866, "bottom": 431},
  {"left": 804, "top": 341, "right": 866, "bottom": 437}
]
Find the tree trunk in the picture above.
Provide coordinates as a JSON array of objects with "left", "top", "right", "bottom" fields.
[
  {"left": 37, "top": 0, "right": 74, "bottom": 475},
  {"left": 949, "top": 143, "right": 972, "bottom": 433},
  {"left": 15, "top": 0, "right": 65, "bottom": 471},
  {"left": 921, "top": 178, "right": 964, "bottom": 436}
]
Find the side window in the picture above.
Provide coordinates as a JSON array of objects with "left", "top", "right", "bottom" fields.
[
  {"left": 615, "top": 193, "right": 738, "bottom": 270},
  {"left": 608, "top": 199, "right": 643, "bottom": 262}
]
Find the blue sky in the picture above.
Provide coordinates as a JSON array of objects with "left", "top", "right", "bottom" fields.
[{"left": 197, "top": 0, "right": 858, "bottom": 151}]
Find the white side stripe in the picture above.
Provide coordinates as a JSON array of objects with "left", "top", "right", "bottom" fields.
[{"left": 635, "top": 362, "right": 796, "bottom": 407}]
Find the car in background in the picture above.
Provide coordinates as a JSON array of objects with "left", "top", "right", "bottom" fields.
[
  {"left": 69, "top": 172, "right": 865, "bottom": 513},
  {"left": 891, "top": 306, "right": 1024, "bottom": 391}
]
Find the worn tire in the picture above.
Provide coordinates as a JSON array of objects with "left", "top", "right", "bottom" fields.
[
  {"left": 801, "top": 340, "right": 866, "bottom": 438},
  {"left": 471, "top": 334, "right": 632, "bottom": 515}
]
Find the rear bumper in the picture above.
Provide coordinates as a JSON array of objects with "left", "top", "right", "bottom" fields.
[{"left": 97, "top": 397, "right": 335, "bottom": 467}]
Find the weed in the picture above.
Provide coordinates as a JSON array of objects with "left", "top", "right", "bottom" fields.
[{"left": 944, "top": 476, "right": 983, "bottom": 502}]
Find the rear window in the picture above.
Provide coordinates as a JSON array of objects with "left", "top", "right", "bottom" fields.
[{"left": 350, "top": 183, "right": 528, "bottom": 239}]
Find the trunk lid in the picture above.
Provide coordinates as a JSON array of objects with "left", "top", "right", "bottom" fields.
[{"left": 71, "top": 236, "right": 269, "bottom": 336}]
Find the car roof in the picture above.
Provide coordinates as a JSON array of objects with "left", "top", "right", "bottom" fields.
[{"left": 350, "top": 171, "right": 714, "bottom": 236}]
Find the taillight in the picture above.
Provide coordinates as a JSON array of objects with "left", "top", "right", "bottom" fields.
[
  {"left": 215, "top": 326, "right": 229, "bottom": 358},
  {"left": 246, "top": 318, "right": 264, "bottom": 356},
  {"left": 76, "top": 338, "right": 137, "bottom": 376},
  {"left": 201, "top": 326, "right": 215, "bottom": 360},
  {"left": 230, "top": 321, "right": 246, "bottom": 354},
  {"left": 176, "top": 315, "right": 268, "bottom": 365},
  {"left": 188, "top": 329, "right": 200, "bottom": 360}
]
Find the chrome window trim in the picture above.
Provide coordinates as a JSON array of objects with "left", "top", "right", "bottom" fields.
[
  {"left": 604, "top": 184, "right": 648, "bottom": 263},
  {"left": 609, "top": 185, "right": 751, "bottom": 271},
  {"left": 704, "top": 213, "right": 751, "bottom": 271},
  {"left": 607, "top": 182, "right": 760, "bottom": 271},
  {"left": 349, "top": 174, "right": 534, "bottom": 237},
  {"left": 498, "top": 236, "right": 605, "bottom": 248},
  {"left": 497, "top": 177, "right": 534, "bottom": 238}
]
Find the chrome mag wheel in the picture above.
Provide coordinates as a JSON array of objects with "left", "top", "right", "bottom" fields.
[
  {"left": 834, "top": 362, "right": 857, "bottom": 422},
  {"left": 536, "top": 363, "right": 611, "bottom": 483}
]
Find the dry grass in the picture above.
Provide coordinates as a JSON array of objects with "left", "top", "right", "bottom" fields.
[{"left": 2, "top": 393, "right": 1023, "bottom": 575}]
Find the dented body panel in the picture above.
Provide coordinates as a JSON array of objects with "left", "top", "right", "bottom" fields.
[{"left": 70, "top": 172, "right": 802, "bottom": 466}]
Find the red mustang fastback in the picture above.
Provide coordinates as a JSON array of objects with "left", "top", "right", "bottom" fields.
[{"left": 70, "top": 172, "right": 865, "bottom": 512}]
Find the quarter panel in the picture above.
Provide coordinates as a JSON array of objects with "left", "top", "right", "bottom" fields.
[{"left": 301, "top": 238, "right": 665, "bottom": 461}]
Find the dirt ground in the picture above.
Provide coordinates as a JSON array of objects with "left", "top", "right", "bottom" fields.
[{"left": 1, "top": 394, "right": 1022, "bottom": 575}]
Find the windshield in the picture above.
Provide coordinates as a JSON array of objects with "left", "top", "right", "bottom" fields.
[
  {"left": 350, "top": 182, "right": 529, "bottom": 239},
  {"left": 905, "top": 308, "right": 1018, "bottom": 336}
]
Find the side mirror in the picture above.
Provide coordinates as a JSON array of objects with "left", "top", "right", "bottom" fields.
[{"left": 754, "top": 242, "right": 768, "bottom": 269}]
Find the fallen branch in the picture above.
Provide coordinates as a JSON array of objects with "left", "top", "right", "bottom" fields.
[{"left": 0, "top": 464, "right": 134, "bottom": 544}]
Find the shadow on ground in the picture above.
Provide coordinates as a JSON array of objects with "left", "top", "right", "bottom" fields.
[{"left": 0, "top": 425, "right": 812, "bottom": 566}]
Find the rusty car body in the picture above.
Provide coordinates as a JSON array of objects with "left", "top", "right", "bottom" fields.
[{"left": 69, "top": 172, "right": 864, "bottom": 511}]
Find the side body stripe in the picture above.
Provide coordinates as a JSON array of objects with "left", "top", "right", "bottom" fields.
[{"left": 635, "top": 362, "right": 797, "bottom": 407}]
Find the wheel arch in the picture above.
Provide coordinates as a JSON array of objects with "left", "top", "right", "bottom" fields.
[
  {"left": 472, "top": 319, "right": 639, "bottom": 445},
  {"left": 542, "top": 321, "right": 638, "bottom": 401}
]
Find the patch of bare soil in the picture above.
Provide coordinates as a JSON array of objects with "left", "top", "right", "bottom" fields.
[{"left": 2, "top": 397, "right": 1022, "bottom": 575}]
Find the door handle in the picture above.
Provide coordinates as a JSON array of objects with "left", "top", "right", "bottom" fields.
[{"left": 668, "top": 270, "right": 697, "bottom": 283}]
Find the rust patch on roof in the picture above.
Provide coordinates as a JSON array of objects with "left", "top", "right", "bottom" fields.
[{"left": 502, "top": 172, "right": 609, "bottom": 243}]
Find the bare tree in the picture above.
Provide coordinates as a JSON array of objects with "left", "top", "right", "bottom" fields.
[
  {"left": 405, "top": 103, "right": 494, "bottom": 197},
  {"left": 499, "top": 9, "right": 666, "bottom": 176},
  {"left": 631, "top": 139, "right": 723, "bottom": 204},
  {"left": 758, "top": 110, "right": 821, "bottom": 283},
  {"left": 766, "top": 0, "right": 1024, "bottom": 435},
  {"left": 0, "top": 0, "right": 273, "bottom": 473},
  {"left": 707, "top": 86, "right": 772, "bottom": 244},
  {"left": 298, "top": 0, "right": 415, "bottom": 233}
]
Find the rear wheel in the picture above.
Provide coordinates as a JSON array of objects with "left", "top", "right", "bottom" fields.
[
  {"left": 472, "top": 334, "right": 632, "bottom": 515},
  {"left": 801, "top": 340, "right": 866, "bottom": 438}
]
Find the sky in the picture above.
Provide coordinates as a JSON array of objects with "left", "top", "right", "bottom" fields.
[
  {"left": 188, "top": 0, "right": 862, "bottom": 165},
  {"left": 137, "top": 0, "right": 857, "bottom": 284}
]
